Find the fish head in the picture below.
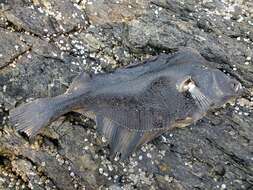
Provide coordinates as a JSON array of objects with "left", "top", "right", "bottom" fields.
[{"left": 174, "top": 51, "right": 243, "bottom": 112}]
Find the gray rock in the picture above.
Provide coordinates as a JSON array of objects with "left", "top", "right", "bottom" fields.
[
  {"left": 4, "top": 5, "right": 56, "bottom": 37},
  {"left": 37, "top": 0, "right": 87, "bottom": 33},
  {"left": 0, "top": 0, "right": 252, "bottom": 189},
  {"left": 0, "top": 28, "right": 30, "bottom": 68}
]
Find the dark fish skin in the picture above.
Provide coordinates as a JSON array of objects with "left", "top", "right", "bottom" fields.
[{"left": 9, "top": 48, "right": 243, "bottom": 159}]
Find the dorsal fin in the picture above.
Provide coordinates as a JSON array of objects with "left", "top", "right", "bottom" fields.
[
  {"left": 123, "top": 55, "right": 160, "bottom": 69},
  {"left": 67, "top": 72, "right": 91, "bottom": 93}
]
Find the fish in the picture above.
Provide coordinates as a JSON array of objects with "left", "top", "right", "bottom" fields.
[{"left": 9, "top": 48, "right": 243, "bottom": 159}]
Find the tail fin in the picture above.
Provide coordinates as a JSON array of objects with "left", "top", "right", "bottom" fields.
[{"left": 9, "top": 98, "right": 58, "bottom": 138}]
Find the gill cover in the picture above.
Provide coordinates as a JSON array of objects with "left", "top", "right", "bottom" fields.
[{"left": 176, "top": 76, "right": 212, "bottom": 112}]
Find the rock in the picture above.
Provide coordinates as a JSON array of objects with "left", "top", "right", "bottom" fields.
[
  {"left": 0, "top": 0, "right": 252, "bottom": 189},
  {"left": 85, "top": 0, "right": 150, "bottom": 25},
  {"left": 37, "top": 0, "right": 87, "bottom": 33},
  {"left": 0, "top": 50, "right": 81, "bottom": 107},
  {"left": 4, "top": 5, "right": 56, "bottom": 37},
  {"left": 127, "top": 17, "right": 188, "bottom": 50},
  {"left": 0, "top": 28, "right": 30, "bottom": 68},
  {"left": 78, "top": 33, "right": 105, "bottom": 52},
  {"left": 11, "top": 159, "right": 45, "bottom": 190},
  {"left": 57, "top": 123, "right": 99, "bottom": 187}
]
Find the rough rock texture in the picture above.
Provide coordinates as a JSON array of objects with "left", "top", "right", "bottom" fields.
[{"left": 0, "top": 0, "right": 253, "bottom": 189}]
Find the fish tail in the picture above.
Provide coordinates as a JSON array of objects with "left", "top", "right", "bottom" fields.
[{"left": 9, "top": 95, "right": 73, "bottom": 138}]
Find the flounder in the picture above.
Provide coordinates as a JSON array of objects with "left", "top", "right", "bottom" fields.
[{"left": 10, "top": 48, "right": 243, "bottom": 159}]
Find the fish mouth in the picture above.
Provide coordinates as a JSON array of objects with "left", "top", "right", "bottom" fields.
[
  {"left": 219, "top": 82, "right": 245, "bottom": 105},
  {"left": 215, "top": 94, "right": 241, "bottom": 109},
  {"left": 226, "top": 97, "right": 237, "bottom": 106}
]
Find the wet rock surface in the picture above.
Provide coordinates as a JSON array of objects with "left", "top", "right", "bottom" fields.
[{"left": 0, "top": 0, "right": 252, "bottom": 189}]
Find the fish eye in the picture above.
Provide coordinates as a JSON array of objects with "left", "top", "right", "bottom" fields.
[
  {"left": 230, "top": 80, "right": 242, "bottom": 92},
  {"left": 184, "top": 78, "right": 192, "bottom": 86},
  {"left": 231, "top": 82, "right": 237, "bottom": 88}
]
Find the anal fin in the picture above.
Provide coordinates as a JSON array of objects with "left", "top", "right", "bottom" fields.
[{"left": 95, "top": 115, "right": 163, "bottom": 159}]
